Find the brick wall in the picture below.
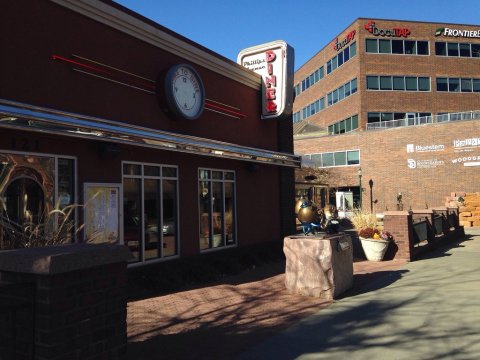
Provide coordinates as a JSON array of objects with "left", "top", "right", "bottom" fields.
[
  {"left": 383, "top": 211, "right": 414, "bottom": 261},
  {"left": 294, "top": 18, "right": 480, "bottom": 130},
  {"left": 0, "top": 244, "right": 131, "bottom": 360},
  {"left": 295, "top": 119, "right": 480, "bottom": 211}
]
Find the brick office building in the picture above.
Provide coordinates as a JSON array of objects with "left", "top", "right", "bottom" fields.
[
  {"left": 292, "top": 18, "right": 480, "bottom": 212},
  {"left": 0, "top": 0, "right": 298, "bottom": 265}
]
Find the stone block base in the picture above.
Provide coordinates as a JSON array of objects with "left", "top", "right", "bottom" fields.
[{"left": 284, "top": 233, "right": 353, "bottom": 299}]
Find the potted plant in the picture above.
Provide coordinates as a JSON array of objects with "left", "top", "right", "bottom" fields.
[{"left": 350, "top": 210, "right": 392, "bottom": 261}]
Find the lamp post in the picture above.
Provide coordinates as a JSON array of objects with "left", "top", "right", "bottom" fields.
[
  {"left": 357, "top": 167, "right": 362, "bottom": 209},
  {"left": 369, "top": 179, "right": 374, "bottom": 213}
]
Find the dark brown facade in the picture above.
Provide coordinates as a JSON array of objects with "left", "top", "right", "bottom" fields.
[{"left": 0, "top": 0, "right": 298, "bottom": 265}]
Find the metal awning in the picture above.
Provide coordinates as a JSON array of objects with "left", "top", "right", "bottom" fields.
[{"left": 0, "top": 99, "right": 300, "bottom": 167}]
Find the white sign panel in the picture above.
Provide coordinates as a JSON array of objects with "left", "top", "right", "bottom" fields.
[{"left": 238, "top": 40, "right": 294, "bottom": 119}]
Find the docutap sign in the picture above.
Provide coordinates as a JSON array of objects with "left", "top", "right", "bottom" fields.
[{"left": 238, "top": 41, "right": 294, "bottom": 119}]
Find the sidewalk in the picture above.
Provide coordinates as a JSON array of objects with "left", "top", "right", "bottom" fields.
[
  {"left": 127, "top": 244, "right": 406, "bottom": 359},
  {"left": 236, "top": 228, "right": 480, "bottom": 360}
]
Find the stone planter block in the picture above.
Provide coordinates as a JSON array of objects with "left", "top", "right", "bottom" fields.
[{"left": 284, "top": 233, "right": 353, "bottom": 299}]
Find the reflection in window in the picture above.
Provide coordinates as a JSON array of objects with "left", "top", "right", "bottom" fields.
[
  {"left": 0, "top": 153, "right": 75, "bottom": 244},
  {"left": 306, "top": 150, "right": 360, "bottom": 168},
  {"left": 199, "top": 169, "right": 236, "bottom": 251},
  {"left": 123, "top": 162, "right": 178, "bottom": 263}
]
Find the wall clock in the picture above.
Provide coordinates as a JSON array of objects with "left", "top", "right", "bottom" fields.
[{"left": 164, "top": 64, "right": 205, "bottom": 120}]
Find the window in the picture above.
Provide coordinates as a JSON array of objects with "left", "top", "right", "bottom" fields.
[
  {"left": 322, "top": 153, "right": 334, "bottom": 167},
  {"left": 327, "top": 78, "right": 357, "bottom": 107},
  {"left": 472, "top": 44, "right": 480, "bottom": 58},
  {"left": 350, "top": 42, "right": 356, "bottom": 57},
  {"left": 393, "top": 76, "right": 405, "bottom": 90},
  {"left": 366, "top": 39, "right": 378, "bottom": 53},
  {"left": 338, "top": 85, "right": 345, "bottom": 101},
  {"left": 392, "top": 40, "right": 404, "bottom": 54},
  {"left": 308, "top": 150, "right": 359, "bottom": 168},
  {"left": 405, "top": 77, "right": 418, "bottom": 91},
  {"left": 0, "top": 153, "right": 76, "bottom": 241},
  {"left": 367, "top": 76, "right": 379, "bottom": 90},
  {"left": 329, "top": 114, "right": 359, "bottom": 135},
  {"left": 380, "top": 76, "right": 392, "bottom": 90},
  {"left": 417, "top": 41, "right": 429, "bottom": 55},
  {"left": 379, "top": 39, "right": 391, "bottom": 53},
  {"left": 123, "top": 162, "right": 178, "bottom": 263},
  {"left": 347, "top": 151, "right": 360, "bottom": 165},
  {"left": 447, "top": 42, "right": 459, "bottom": 56},
  {"left": 351, "top": 78, "right": 358, "bottom": 93},
  {"left": 418, "top": 77, "right": 430, "bottom": 91},
  {"left": 435, "top": 42, "right": 447, "bottom": 56},
  {"left": 460, "top": 43, "right": 471, "bottom": 57},
  {"left": 437, "top": 77, "right": 480, "bottom": 92},
  {"left": 367, "top": 39, "right": 429, "bottom": 55},
  {"left": 344, "top": 82, "right": 351, "bottom": 96},
  {"left": 404, "top": 40, "right": 416, "bottom": 54},
  {"left": 461, "top": 78, "right": 472, "bottom": 92},
  {"left": 473, "top": 79, "right": 480, "bottom": 92},
  {"left": 437, "top": 77, "right": 448, "bottom": 91},
  {"left": 199, "top": 169, "right": 236, "bottom": 250},
  {"left": 327, "top": 42, "right": 356, "bottom": 75},
  {"left": 367, "top": 112, "right": 381, "bottom": 123},
  {"left": 334, "top": 152, "right": 346, "bottom": 166},
  {"left": 449, "top": 78, "right": 460, "bottom": 92}
]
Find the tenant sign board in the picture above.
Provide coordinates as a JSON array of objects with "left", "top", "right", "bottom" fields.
[
  {"left": 435, "top": 27, "right": 480, "bottom": 38},
  {"left": 238, "top": 40, "right": 294, "bottom": 119}
]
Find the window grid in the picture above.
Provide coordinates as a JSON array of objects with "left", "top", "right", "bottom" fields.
[
  {"left": 305, "top": 150, "right": 360, "bottom": 168},
  {"left": 122, "top": 162, "right": 179, "bottom": 264},
  {"left": 365, "top": 38, "right": 429, "bottom": 55},
  {"left": 327, "top": 41, "right": 356, "bottom": 75},
  {"left": 366, "top": 75, "right": 431, "bottom": 91},
  {"left": 437, "top": 77, "right": 480, "bottom": 92},
  {"left": 327, "top": 78, "right": 357, "bottom": 107},
  {"left": 328, "top": 115, "right": 359, "bottom": 135},
  {"left": 435, "top": 41, "right": 480, "bottom": 58}
]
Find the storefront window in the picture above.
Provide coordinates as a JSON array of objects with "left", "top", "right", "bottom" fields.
[
  {"left": 198, "top": 168, "right": 236, "bottom": 251},
  {"left": 123, "top": 162, "right": 178, "bottom": 263},
  {"left": 0, "top": 152, "right": 76, "bottom": 247}
]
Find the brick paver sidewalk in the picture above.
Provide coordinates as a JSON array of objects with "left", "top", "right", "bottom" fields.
[{"left": 127, "top": 259, "right": 405, "bottom": 360}]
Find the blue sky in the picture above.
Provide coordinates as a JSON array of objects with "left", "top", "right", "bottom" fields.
[{"left": 115, "top": 0, "right": 480, "bottom": 70}]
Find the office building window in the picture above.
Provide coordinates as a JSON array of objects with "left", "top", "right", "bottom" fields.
[
  {"left": 437, "top": 77, "right": 480, "bottom": 92},
  {"left": 328, "top": 115, "right": 358, "bottom": 135},
  {"left": 327, "top": 42, "right": 357, "bottom": 75},
  {"left": 367, "top": 76, "right": 430, "bottom": 91},
  {"left": 304, "top": 150, "right": 360, "bottom": 168},
  {"left": 327, "top": 78, "right": 357, "bottom": 107},
  {"left": 436, "top": 41, "right": 480, "bottom": 57},
  {"left": 366, "top": 39, "right": 429, "bottom": 55}
]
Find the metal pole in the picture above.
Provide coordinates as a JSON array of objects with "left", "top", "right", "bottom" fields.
[
  {"left": 369, "top": 179, "right": 374, "bottom": 213},
  {"left": 359, "top": 175, "right": 362, "bottom": 209}
]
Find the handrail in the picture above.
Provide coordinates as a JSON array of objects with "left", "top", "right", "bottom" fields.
[{"left": 366, "top": 110, "right": 480, "bottom": 131}]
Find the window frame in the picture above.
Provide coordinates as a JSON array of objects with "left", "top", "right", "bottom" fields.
[{"left": 198, "top": 167, "right": 237, "bottom": 252}]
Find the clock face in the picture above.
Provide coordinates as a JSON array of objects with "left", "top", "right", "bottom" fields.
[{"left": 165, "top": 64, "right": 205, "bottom": 120}]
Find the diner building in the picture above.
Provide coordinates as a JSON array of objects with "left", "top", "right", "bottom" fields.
[
  {"left": 293, "top": 18, "right": 480, "bottom": 213},
  {"left": 0, "top": 0, "right": 299, "bottom": 265}
]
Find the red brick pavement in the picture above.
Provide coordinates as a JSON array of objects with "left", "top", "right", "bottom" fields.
[{"left": 127, "top": 258, "right": 406, "bottom": 360}]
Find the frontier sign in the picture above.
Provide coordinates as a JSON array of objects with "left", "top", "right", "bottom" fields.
[{"left": 238, "top": 40, "right": 294, "bottom": 120}]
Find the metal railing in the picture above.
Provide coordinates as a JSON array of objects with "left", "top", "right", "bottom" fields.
[{"left": 366, "top": 110, "right": 480, "bottom": 131}]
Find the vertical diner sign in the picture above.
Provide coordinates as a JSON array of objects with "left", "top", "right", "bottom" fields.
[{"left": 237, "top": 40, "right": 294, "bottom": 119}]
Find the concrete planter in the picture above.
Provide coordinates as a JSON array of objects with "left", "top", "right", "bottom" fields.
[{"left": 360, "top": 237, "right": 390, "bottom": 261}]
